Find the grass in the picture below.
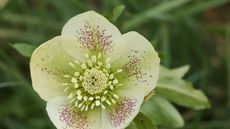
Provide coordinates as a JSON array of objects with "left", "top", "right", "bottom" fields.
[{"left": 0, "top": 0, "right": 229, "bottom": 129}]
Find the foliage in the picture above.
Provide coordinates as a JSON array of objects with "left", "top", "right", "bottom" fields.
[
  {"left": 0, "top": 0, "right": 229, "bottom": 129},
  {"left": 11, "top": 43, "right": 36, "bottom": 57}
]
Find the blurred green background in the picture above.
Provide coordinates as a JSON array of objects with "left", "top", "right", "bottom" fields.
[{"left": 0, "top": 0, "right": 230, "bottom": 129}]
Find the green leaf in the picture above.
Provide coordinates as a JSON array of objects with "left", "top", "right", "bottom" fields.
[
  {"left": 160, "top": 65, "right": 189, "bottom": 79},
  {"left": 176, "top": 0, "right": 229, "bottom": 17},
  {"left": 171, "top": 65, "right": 190, "bottom": 78},
  {"left": 11, "top": 43, "right": 37, "bottom": 57},
  {"left": 160, "top": 23, "right": 171, "bottom": 67},
  {"left": 112, "top": 5, "right": 125, "bottom": 23},
  {"left": 123, "top": 0, "right": 190, "bottom": 30},
  {"left": 157, "top": 78, "right": 210, "bottom": 110},
  {"left": 125, "top": 113, "right": 157, "bottom": 129},
  {"left": 126, "top": 122, "right": 138, "bottom": 129},
  {"left": 0, "top": 29, "right": 45, "bottom": 42},
  {"left": 141, "top": 95, "right": 184, "bottom": 128},
  {"left": 134, "top": 112, "right": 157, "bottom": 129},
  {"left": 0, "top": 81, "right": 23, "bottom": 88}
]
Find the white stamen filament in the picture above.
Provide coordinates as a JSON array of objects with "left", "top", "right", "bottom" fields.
[
  {"left": 106, "top": 100, "right": 111, "bottom": 105},
  {"left": 95, "top": 100, "right": 101, "bottom": 106},
  {"left": 111, "top": 99, "right": 116, "bottom": 104},
  {"left": 91, "top": 103, "right": 95, "bottom": 109},
  {"left": 74, "top": 60, "right": 80, "bottom": 64},
  {"left": 85, "top": 105, "right": 89, "bottom": 111},
  {"left": 109, "top": 85, "right": 114, "bottom": 90},
  {"left": 74, "top": 84, "right": 79, "bottom": 88},
  {"left": 81, "top": 105, "right": 85, "bottom": 111},
  {"left": 64, "top": 87, "right": 69, "bottom": 92},
  {"left": 98, "top": 53, "right": 101, "bottom": 58},
  {"left": 77, "top": 90, "right": 81, "bottom": 95},
  {"left": 87, "top": 60, "right": 93, "bottom": 67},
  {"left": 77, "top": 95, "right": 83, "bottom": 100},
  {"left": 109, "top": 74, "right": 114, "bottom": 79},
  {"left": 89, "top": 97, "right": 94, "bottom": 101},
  {"left": 62, "top": 83, "right": 69, "bottom": 86},
  {"left": 84, "top": 96, "right": 88, "bottom": 101},
  {"left": 92, "top": 55, "right": 97, "bottom": 63},
  {"left": 81, "top": 63, "right": 87, "bottom": 69},
  {"left": 101, "top": 104, "right": 105, "bottom": 109},
  {"left": 113, "top": 94, "right": 119, "bottom": 99},
  {"left": 78, "top": 103, "right": 83, "bottom": 108},
  {"left": 69, "top": 62, "right": 75, "bottom": 68},
  {"left": 117, "top": 69, "right": 123, "bottom": 73},
  {"left": 63, "top": 75, "right": 70, "bottom": 78},
  {"left": 106, "top": 63, "right": 111, "bottom": 69},
  {"left": 71, "top": 78, "right": 78, "bottom": 83},
  {"left": 104, "top": 90, "right": 108, "bottom": 94},
  {"left": 101, "top": 96, "right": 106, "bottom": 101},
  {"left": 97, "top": 62, "right": 103, "bottom": 67},
  {"left": 84, "top": 53, "right": 89, "bottom": 58},
  {"left": 106, "top": 58, "right": 110, "bottom": 63},
  {"left": 113, "top": 79, "right": 118, "bottom": 84},
  {"left": 74, "top": 72, "right": 80, "bottom": 76}
]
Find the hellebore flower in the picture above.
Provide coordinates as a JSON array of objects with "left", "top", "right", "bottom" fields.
[{"left": 30, "top": 11, "right": 160, "bottom": 129}]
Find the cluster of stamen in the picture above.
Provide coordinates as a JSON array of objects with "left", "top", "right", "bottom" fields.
[{"left": 62, "top": 53, "right": 123, "bottom": 111}]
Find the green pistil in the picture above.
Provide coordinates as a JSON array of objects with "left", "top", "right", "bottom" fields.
[
  {"left": 63, "top": 53, "right": 123, "bottom": 111},
  {"left": 82, "top": 68, "right": 108, "bottom": 95}
]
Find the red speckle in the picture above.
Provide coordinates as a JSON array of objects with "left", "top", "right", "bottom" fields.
[
  {"left": 76, "top": 21, "right": 113, "bottom": 53},
  {"left": 108, "top": 98, "right": 137, "bottom": 128},
  {"left": 122, "top": 49, "right": 151, "bottom": 85},
  {"left": 59, "top": 106, "right": 92, "bottom": 129}
]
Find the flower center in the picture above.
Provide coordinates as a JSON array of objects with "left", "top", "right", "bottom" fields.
[
  {"left": 62, "top": 53, "right": 123, "bottom": 111},
  {"left": 82, "top": 68, "right": 108, "bottom": 94}
]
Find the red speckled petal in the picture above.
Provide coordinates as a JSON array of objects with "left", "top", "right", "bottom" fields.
[
  {"left": 30, "top": 36, "right": 87, "bottom": 101},
  {"left": 46, "top": 97, "right": 104, "bottom": 129},
  {"left": 112, "top": 31, "right": 160, "bottom": 97},
  {"left": 61, "top": 11, "right": 125, "bottom": 61},
  {"left": 102, "top": 87, "right": 145, "bottom": 129}
]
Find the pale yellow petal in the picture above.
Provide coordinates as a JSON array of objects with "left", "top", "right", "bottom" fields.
[
  {"left": 30, "top": 36, "right": 86, "bottom": 101},
  {"left": 61, "top": 11, "right": 125, "bottom": 61},
  {"left": 46, "top": 96, "right": 103, "bottom": 129},
  {"left": 102, "top": 87, "right": 145, "bottom": 129},
  {"left": 112, "top": 31, "right": 160, "bottom": 96}
]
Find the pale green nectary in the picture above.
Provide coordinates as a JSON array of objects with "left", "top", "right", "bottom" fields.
[{"left": 30, "top": 11, "right": 160, "bottom": 129}]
